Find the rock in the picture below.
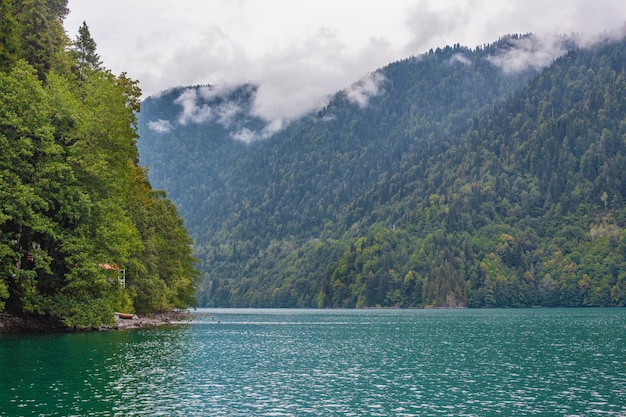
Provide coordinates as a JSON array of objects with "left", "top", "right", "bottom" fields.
[
  {"left": 0, "top": 313, "right": 65, "bottom": 333},
  {"left": 107, "top": 310, "right": 193, "bottom": 331}
]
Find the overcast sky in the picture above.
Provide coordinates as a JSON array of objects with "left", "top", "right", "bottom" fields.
[{"left": 65, "top": 0, "right": 626, "bottom": 124}]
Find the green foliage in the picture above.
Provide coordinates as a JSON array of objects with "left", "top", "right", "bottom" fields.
[
  {"left": 0, "top": 3, "right": 197, "bottom": 328},
  {"left": 126, "top": 179, "right": 198, "bottom": 313},
  {"left": 0, "top": 0, "right": 21, "bottom": 72},
  {"left": 16, "top": 0, "right": 69, "bottom": 80}
]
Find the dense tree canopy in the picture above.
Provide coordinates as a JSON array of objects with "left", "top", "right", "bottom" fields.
[
  {"left": 139, "top": 33, "right": 626, "bottom": 309},
  {"left": 0, "top": 0, "right": 197, "bottom": 328}
]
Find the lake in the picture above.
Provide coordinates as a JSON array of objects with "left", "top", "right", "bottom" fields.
[{"left": 1, "top": 308, "right": 625, "bottom": 416}]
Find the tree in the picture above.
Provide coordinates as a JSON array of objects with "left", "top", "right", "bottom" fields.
[
  {"left": 71, "top": 21, "right": 102, "bottom": 80},
  {"left": 0, "top": 0, "right": 20, "bottom": 72},
  {"left": 17, "top": 0, "right": 69, "bottom": 80}
]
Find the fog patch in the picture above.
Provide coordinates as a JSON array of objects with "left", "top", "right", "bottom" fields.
[
  {"left": 175, "top": 88, "right": 214, "bottom": 124},
  {"left": 230, "top": 118, "right": 284, "bottom": 144},
  {"left": 173, "top": 84, "right": 254, "bottom": 128},
  {"left": 450, "top": 53, "right": 471, "bottom": 66},
  {"left": 345, "top": 71, "right": 386, "bottom": 108},
  {"left": 488, "top": 28, "right": 626, "bottom": 74}
]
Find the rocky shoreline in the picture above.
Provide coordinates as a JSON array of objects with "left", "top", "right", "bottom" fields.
[
  {"left": 0, "top": 310, "right": 193, "bottom": 333},
  {"left": 103, "top": 310, "right": 193, "bottom": 331}
]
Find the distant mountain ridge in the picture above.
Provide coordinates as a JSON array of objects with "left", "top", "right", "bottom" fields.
[{"left": 138, "top": 33, "right": 626, "bottom": 308}]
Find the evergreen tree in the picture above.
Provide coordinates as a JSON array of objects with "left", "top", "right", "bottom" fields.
[
  {"left": 17, "top": 0, "right": 68, "bottom": 80},
  {"left": 72, "top": 21, "right": 102, "bottom": 80},
  {"left": 0, "top": 0, "right": 20, "bottom": 72}
]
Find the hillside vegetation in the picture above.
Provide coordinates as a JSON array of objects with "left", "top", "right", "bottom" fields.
[
  {"left": 139, "top": 33, "right": 626, "bottom": 308},
  {"left": 0, "top": 1, "right": 197, "bottom": 328}
]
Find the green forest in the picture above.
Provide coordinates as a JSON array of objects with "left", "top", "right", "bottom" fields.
[
  {"left": 139, "top": 32, "right": 626, "bottom": 309},
  {"left": 0, "top": 0, "right": 197, "bottom": 328}
]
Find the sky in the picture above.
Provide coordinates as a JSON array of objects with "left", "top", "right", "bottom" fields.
[{"left": 64, "top": 0, "right": 626, "bottom": 126}]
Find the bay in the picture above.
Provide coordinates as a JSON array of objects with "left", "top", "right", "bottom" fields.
[{"left": 1, "top": 308, "right": 625, "bottom": 416}]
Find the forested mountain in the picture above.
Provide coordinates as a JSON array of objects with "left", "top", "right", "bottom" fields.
[
  {"left": 0, "top": 1, "right": 197, "bottom": 328},
  {"left": 138, "top": 32, "right": 626, "bottom": 308}
]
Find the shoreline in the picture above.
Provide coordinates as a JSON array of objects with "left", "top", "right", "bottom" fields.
[
  {"left": 0, "top": 310, "right": 193, "bottom": 334},
  {"left": 103, "top": 310, "right": 193, "bottom": 331}
]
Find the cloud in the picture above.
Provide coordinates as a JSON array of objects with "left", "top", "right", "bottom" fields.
[
  {"left": 401, "top": 1, "right": 626, "bottom": 75},
  {"left": 487, "top": 34, "right": 570, "bottom": 74},
  {"left": 66, "top": 0, "right": 626, "bottom": 139},
  {"left": 231, "top": 128, "right": 256, "bottom": 144},
  {"left": 575, "top": 23, "right": 626, "bottom": 48},
  {"left": 243, "top": 29, "right": 397, "bottom": 123},
  {"left": 157, "top": 27, "right": 397, "bottom": 140},
  {"left": 344, "top": 72, "right": 386, "bottom": 108},
  {"left": 450, "top": 53, "right": 472, "bottom": 66},
  {"left": 403, "top": 1, "right": 472, "bottom": 55},
  {"left": 216, "top": 101, "right": 243, "bottom": 128},
  {"left": 172, "top": 84, "right": 250, "bottom": 127},
  {"left": 147, "top": 119, "right": 173, "bottom": 133},
  {"left": 230, "top": 118, "right": 284, "bottom": 144},
  {"left": 402, "top": 0, "right": 626, "bottom": 56},
  {"left": 487, "top": 28, "right": 626, "bottom": 74},
  {"left": 71, "top": 3, "right": 406, "bottom": 132},
  {"left": 174, "top": 88, "right": 213, "bottom": 125},
  {"left": 160, "top": 83, "right": 284, "bottom": 144}
]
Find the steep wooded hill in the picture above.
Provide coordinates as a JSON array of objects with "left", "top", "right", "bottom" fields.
[
  {"left": 138, "top": 34, "right": 626, "bottom": 308},
  {"left": 0, "top": 1, "right": 197, "bottom": 329}
]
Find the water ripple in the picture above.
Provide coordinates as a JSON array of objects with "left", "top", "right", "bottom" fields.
[{"left": 1, "top": 308, "right": 626, "bottom": 416}]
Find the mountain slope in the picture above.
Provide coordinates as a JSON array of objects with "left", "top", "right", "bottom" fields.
[
  {"left": 325, "top": 37, "right": 626, "bottom": 308},
  {"left": 138, "top": 34, "right": 626, "bottom": 308}
]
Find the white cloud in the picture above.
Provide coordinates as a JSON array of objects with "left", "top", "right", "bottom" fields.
[
  {"left": 197, "top": 84, "right": 238, "bottom": 102},
  {"left": 450, "top": 54, "right": 472, "bottom": 66},
  {"left": 345, "top": 72, "right": 386, "bottom": 108},
  {"left": 147, "top": 119, "right": 172, "bottom": 133},
  {"left": 402, "top": 0, "right": 626, "bottom": 56},
  {"left": 575, "top": 23, "right": 626, "bottom": 48},
  {"left": 216, "top": 102, "right": 243, "bottom": 128},
  {"left": 239, "top": 30, "right": 397, "bottom": 123},
  {"left": 487, "top": 34, "right": 570, "bottom": 74},
  {"left": 231, "top": 128, "right": 256, "bottom": 144},
  {"left": 172, "top": 85, "right": 250, "bottom": 127},
  {"left": 487, "top": 28, "right": 626, "bottom": 74},
  {"left": 65, "top": 0, "right": 626, "bottom": 129},
  {"left": 230, "top": 118, "right": 285, "bottom": 144},
  {"left": 174, "top": 88, "right": 213, "bottom": 125}
]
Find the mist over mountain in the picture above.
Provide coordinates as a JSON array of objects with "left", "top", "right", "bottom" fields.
[{"left": 138, "top": 32, "right": 626, "bottom": 308}]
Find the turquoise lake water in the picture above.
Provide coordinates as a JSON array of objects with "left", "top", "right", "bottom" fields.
[{"left": 1, "top": 308, "right": 625, "bottom": 416}]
